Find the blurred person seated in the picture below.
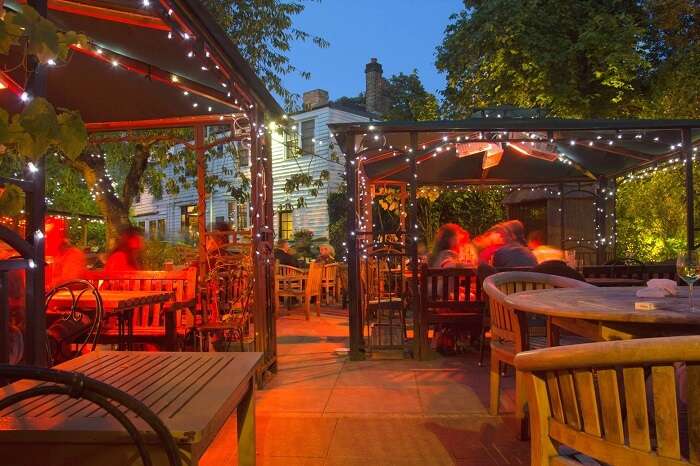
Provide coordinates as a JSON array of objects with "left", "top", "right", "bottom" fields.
[
  {"left": 105, "top": 225, "right": 145, "bottom": 272},
  {"left": 533, "top": 259, "right": 586, "bottom": 282},
  {"left": 45, "top": 216, "right": 86, "bottom": 288},
  {"left": 274, "top": 239, "right": 301, "bottom": 268},
  {"left": 473, "top": 224, "right": 508, "bottom": 265},
  {"left": 492, "top": 220, "right": 537, "bottom": 268},
  {"left": 315, "top": 243, "right": 336, "bottom": 265},
  {"left": 428, "top": 223, "right": 471, "bottom": 268},
  {"left": 527, "top": 230, "right": 564, "bottom": 264}
]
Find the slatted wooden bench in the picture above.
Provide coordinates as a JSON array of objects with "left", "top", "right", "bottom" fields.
[{"left": 84, "top": 268, "right": 198, "bottom": 350}]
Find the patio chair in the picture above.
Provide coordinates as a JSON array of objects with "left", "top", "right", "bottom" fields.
[
  {"left": 276, "top": 262, "right": 323, "bottom": 320},
  {"left": 274, "top": 262, "right": 305, "bottom": 315},
  {"left": 321, "top": 262, "right": 339, "bottom": 305},
  {"left": 482, "top": 272, "right": 594, "bottom": 421},
  {"left": 514, "top": 335, "right": 700, "bottom": 465}
]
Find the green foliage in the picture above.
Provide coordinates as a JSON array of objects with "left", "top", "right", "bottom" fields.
[
  {"left": 437, "top": 0, "right": 647, "bottom": 118},
  {"left": 142, "top": 240, "right": 197, "bottom": 269},
  {"left": 290, "top": 229, "right": 327, "bottom": 262},
  {"left": 202, "top": 0, "right": 329, "bottom": 109},
  {"left": 433, "top": 188, "right": 507, "bottom": 241},
  {"left": 327, "top": 184, "right": 347, "bottom": 259},
  {"left": 383, "top": 71, "right": 440, "bottom": 121},
  {"left": 615, "top": 164, "right": 699, "bottom": 262}
]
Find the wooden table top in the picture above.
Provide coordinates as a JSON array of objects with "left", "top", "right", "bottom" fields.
[
  {"left": 505, "top": 286, "right": 700, "bottom": 325},
  {"left": 50, "top": 290, "right": 174, "bottom": 311},
  {"left": 585, "top": 277, "right": 646, "bottom": 287},
  {"left": 0, "top": 351, "right": 262, "bottom": 445}
]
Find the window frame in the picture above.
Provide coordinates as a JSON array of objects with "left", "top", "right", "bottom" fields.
[{"left": 279, "top": 210, "right": 293, "bottom": 240}]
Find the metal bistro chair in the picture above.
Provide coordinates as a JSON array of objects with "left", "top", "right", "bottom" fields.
[
  {"left": 515, "top": 336, "right": 700, "bottom": 466},
  {"left": 482, "top": 272, "right": 593, "bottom": 423},
  {"left": 44, "top": 279, "right": 105, "bottom": 365}
]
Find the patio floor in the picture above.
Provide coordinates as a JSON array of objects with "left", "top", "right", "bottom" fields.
[{"left": 251, "top": 309, "right": 530, "bottom": 465}]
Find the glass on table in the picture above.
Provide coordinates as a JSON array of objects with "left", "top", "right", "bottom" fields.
[{"left": 677, "top": 250, "right": 700, "bottom": 311}]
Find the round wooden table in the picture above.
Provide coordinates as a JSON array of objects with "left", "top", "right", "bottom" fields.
[{"left": 505, "top": 286, "right": 700, "bottom": 341}]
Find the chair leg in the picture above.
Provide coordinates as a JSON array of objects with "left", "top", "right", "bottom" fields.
[
  {"left": 478, "top": 326, "right": 487, "bottom": 367},
  {"left": 489, "top": 352, "right": 501, "bottom": 416},
  {"left": 316, "top": 295, "right": 321, "bottom": 316},
  {"left": 304, "top": 297, "right": 310, "bottom": 320},
  {"left": 515, "top": 368, "right": 529, "bottom": 440}
]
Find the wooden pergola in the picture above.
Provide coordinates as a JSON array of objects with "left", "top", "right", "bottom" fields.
[
  {"left": 330, "top": 118, "right": 700, "bottom": 360},
  {"left": 0, "top": 0, "right": 281, "bottom": 369}
]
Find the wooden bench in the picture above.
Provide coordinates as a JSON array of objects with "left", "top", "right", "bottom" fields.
[{"left": 84, "top": 268, "right": 198, "bottom": 350}]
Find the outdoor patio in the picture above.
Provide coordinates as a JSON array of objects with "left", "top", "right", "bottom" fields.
[{"left": 253, "top": 310, "right": 528, "bottom": 465}]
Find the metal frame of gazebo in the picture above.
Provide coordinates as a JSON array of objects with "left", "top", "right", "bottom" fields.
[
  {"left": 0, "top": 0, "right": 281, "bottom": 370},
  {"left": 330, "top": 118, "right": 700, "bottom": 360}
]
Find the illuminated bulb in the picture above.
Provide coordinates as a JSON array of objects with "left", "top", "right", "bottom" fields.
[
  {"left": 187, "top": 51, "right": 194, "bottom": 58},
  {"left": 569, "top": 140, "right": 575, "bottom": 146},
  {"left": 167, "top": 32, "right": 172, "bottom": 39},
  {"left": 28, "top": 259, "right": 36, "bottom": 269},
  {"left": 368, "top": 125, "right": 375, "bottom": 130},
  {"left": 20, "top": 92, "right": 30, "bottom": 102},
  {"left": 142, "top": 0, "right": 149, "bottom": 6},
  {"left": 171, "top": 75, "right": 179, "bottom": 82},
  {"left": 183, "top": 33, "right": 190, "bottom": 40},
  {"left": 207, "top": 106, "right": 212, "bottom": 112},
  {"left": 111, "top": 60, "right": 119, "bottom": 67},
  {"left": 27, "top": 162, "right": 38, "bottom": 173},
  {"left": 183, "top": 91, "right": 189, "bottom": 95},
  {"left": 47, "top": 59, "right": 56, "bottom": 66},
  {"left": 193, "top": 102, "right": 198, "bottom": 108}
]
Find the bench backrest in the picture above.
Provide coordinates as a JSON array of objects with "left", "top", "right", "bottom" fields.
[
  {"left": 84, "top": 268, "right": 197, "bottom": 327},
  {"left": 514, "top": 336, "right": 700, "bottom": 466},
  {"left": 420, "top": 264, "right": 483, "bottom": 314}
]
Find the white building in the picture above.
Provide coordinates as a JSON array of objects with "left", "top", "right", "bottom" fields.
[{"left": 132, "top": 59, "right": 387, "bottom": 242}]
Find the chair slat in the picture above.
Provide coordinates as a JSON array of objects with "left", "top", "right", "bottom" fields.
[
  {"left": 597, "top": 368, "right": 624, "bottom": 444},
  {"left": 546, "top": 371, "right": 565, "bottom": 424},
  {"left": 573, "top": 369, "right": 601, "bottom": 437},
  {"left": 651, "top": 365, "right": 681, "bottom": 459},
  {"left": 558, "top": 371, "right": 581, "bottom": 430},
  {"left": 623, "top": 367, "right": 651, "bottom": 452}
]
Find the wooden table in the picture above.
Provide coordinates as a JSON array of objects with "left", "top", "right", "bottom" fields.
[
  {"left": 0, "top": 351, "right": 261, "bottom": 466},
  {"left": 506, "top": 286, "right": 700, "bottom": 341},
  {"left": 50, "top": 290, "right": 174, "bottom": 350}
]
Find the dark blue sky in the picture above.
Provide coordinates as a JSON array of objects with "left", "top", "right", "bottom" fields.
[{"left": 283, "top": 0, "right": 464, "bottom": 102}]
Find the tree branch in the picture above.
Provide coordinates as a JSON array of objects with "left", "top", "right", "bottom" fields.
[{"left": 122, "top": 143, "right": 151, "bottom": 207}]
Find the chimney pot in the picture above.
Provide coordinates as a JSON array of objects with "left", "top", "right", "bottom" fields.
[{"left": 365, "top": 58, "right": 385, "bottom": 114}]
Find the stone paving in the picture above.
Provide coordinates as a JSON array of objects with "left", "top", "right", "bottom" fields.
[{"left": 254, "top": 310, "right": 530, "bottom": 465}]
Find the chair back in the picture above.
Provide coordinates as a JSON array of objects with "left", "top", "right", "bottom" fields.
[
  {"left": 84, "top": 268, "right": 197, "bottom": 328},
  {"left": 322, "top": 263, "right": 338, "bottom": 284},
  {"left": 305, "top": 262, "right": 323, "bottom": 298},
  {"left": 420, "top": 264, "right": 483, "bottom": 315},
  {"left": 277, "top": 264, "right": 305, "bottom": 277},
  {"left": 514, "top": 336, "right": 700, "bottom": 466},
  {"left": 483, "top": 272, "right": 593, "bottom": 346}
]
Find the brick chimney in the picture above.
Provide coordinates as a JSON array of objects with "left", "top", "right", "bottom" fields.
[
  {"left": 303, "top": 89, "right": 329, "bottom": 111},
  {"left": 365, "top": 58, "right": 384, "bottom": 114}
]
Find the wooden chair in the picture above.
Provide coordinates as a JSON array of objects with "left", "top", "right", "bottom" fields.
[
  {"left": 515, "top": 335, "right": 700, "bottom": 465},
  {"left": 482, "top": 272, "right": 594, "bottom": 422},
  {"left": 321, "top": 262, "right": 339, "bottom": 305},
  {"left": 418, "top": 264, "right": 484, "bottom": 359},
  {"left": 84, "top": 268, "right": 197, "bottom": 350},
  {"left": 276, "top": 262, "right": 323, "bottom": 320},
  {"left": 274, "top": 262, "right": 305, "bottom": 315}
]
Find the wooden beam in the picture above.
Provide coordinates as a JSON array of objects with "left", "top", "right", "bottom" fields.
[
  {"left": 195, "top": 125, "right": 207, "bottom": 294},
  {"left": 86, "top": 114, "right": 244, "bottom": 132},
  {"left": 48, "top": 0, "right": 171, "bottom": 31},
  {"left": 576, "top": 142, "right": 652, "bottom": 161}
]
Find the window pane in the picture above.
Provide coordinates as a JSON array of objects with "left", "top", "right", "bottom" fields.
[
  {"left": 148, "top": 221, "right": 157, "bottom": 239},
  {"left": 157, "top": 219, "right": 166, "bottom": 239},
  {"left": 285, "top": 130, "right": 299, "bottom": 159},
  {"left": 279, "top": 211, "right": 293, "bottom": 240},
  {"left": 301, "top": 119, "right": 315, "bottom": 155}
]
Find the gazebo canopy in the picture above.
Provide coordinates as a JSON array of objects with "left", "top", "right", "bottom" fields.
[
  {"left": 2, "top": 0, "right": 283, "bottom": 129},
  {"left": 330, "top": 119, "right": 700, "bottom": 185}
]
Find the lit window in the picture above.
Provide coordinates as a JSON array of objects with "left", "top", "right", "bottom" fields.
[
  {"left": 157, "top": 219, "right": 166, "bottom": 239},
  {"left": 279, "top": 211, "right": 293, "bottom": 240},
  {"left": 180, "top": 205, "right": 198, "bottom": 239}
]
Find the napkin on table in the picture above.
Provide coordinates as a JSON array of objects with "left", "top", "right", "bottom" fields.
[{"left": 635, "top": 278, "right": 678, "bottom": 298}]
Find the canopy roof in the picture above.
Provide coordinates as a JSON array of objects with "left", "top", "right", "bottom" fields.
[
  {"left": 330, "top": 119, "right": 700, "bottom": 184},
  {"left": 1, "top": 0, "right": 282, "bottom": 131}
]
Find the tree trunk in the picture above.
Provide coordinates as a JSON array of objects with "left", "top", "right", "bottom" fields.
[{"left": 68, "top": 144, "right": 151, "bottom": 248}]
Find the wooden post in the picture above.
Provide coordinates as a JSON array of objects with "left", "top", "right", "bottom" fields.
[
  {"left": 195, "top": 125, "right": 207, "bottom": 292},
  {"left": 684, "top": 127, "right": 695, "bottom": 251},
  {"left": 596, "top": 177, "right": 608, "bottom": 264},
  {"left": 558, "top": 182, "right": 565, "bottom": 250},
  {"left": 25, "top": 0, "right": 48, "bottom": 366},
  {"left": 407, "top": 133, "right": 423, "bottom": 359},
  {"left": 344, "top": 135, "right": 363, "bottom": 360}
]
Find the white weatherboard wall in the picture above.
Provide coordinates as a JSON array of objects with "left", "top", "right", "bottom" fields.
[
  {"left": 131, "top": 144, "right": 251, "bottom": 242},
  {"left": 270, "top": 106, "right": 372, "bottom": 240}
]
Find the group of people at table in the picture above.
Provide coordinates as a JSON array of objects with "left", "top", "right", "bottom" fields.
[{"left": 425, "top": 219, "right": 584, "bottom": 281}]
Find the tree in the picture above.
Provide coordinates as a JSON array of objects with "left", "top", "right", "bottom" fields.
[
  {"left": 383, "top": 71, "right": 439, "bottom": 121},
  {"left": 202, "top": 0, "right": 329, "bottom": 110},
  {"left": 436, "top": 0, "right": 648, "bottom": 118}
]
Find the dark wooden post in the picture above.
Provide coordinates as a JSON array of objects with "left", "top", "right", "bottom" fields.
[
  {"left": 263, "top": 115, "right": 277, "bottom": 370},
  {"left": 25, "top": 0, "right": 48, "bottom": 366},
  {"left": 344, "top": 134, "right": 363, "bottom": 360},
  {"left": 683, "top": 127, "right": 695, "bottom": 251},
  {"left": 558, "top": 182, "right": 565, "bottom": 249},
  {"left": 195, "top": 124, "right": 207, "bottom": 294},
  {"left": 407, "top": 133, "right": 423, "bottom": 359},
  {"left": 595, "top": 177, "right": 608, "bottom": 264}
]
